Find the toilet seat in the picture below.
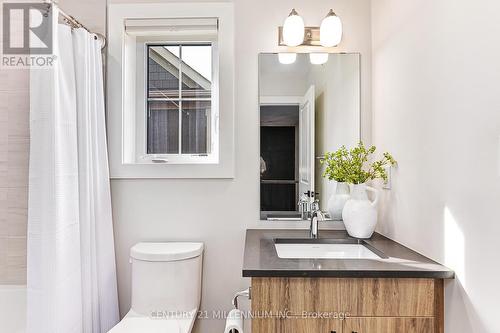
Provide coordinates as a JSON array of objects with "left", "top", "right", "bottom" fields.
[{"left": 108, "top": 310, "right": 195, "bottom": 333}]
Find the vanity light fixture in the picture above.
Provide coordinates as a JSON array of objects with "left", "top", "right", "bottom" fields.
[
  {"left": 278, "top": 52, "right": 297, "bottom": 64},
  {"left": 309, "top": 52, "right": 329, "bottom": 65},
  {"left": 320, "top": 9, "right": 342, "bottom": 47},
  {"left": 278, "top": 9, "right": 342, "bottom": 47},
  {"left": 282, "top": 9, "right": 305, "bottom": 47}
]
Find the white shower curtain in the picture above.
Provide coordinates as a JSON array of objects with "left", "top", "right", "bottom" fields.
[{"left": 28, "top": 11, "right": 119, "bottom": 333}]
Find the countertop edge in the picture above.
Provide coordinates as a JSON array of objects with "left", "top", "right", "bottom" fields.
[{"left": 243, "top": 269, "right": 455, "bottom": 279}]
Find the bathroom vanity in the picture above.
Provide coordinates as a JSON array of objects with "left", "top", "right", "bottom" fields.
[
  {"left": 243, "top": 230, "right": 454, "bottom": 333},
  {"left": 253, "top": 53, "right": 454, "bottom": 333}
]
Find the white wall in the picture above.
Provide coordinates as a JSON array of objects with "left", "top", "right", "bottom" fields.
[
  {"left": 371, "top": 1, "right": 500, "bottom": 332},
  {"left": 60, "top": 0, "right": 106, "bottom": 34},
  {"left": 108, "top": 1, "right": 372, "bottom": 333}
]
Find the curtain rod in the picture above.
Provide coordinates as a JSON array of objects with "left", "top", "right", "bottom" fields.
[{"left": 44, "top": 0, "right": 106, "bottom": 49}]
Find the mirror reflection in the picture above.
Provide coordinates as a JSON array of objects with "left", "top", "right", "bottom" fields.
[{"left": 259, "top": 53, "right": 361, "bottom": 221}]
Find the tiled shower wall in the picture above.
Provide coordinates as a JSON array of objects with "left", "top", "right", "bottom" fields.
[
  {"left": 0, "top": 5, "right": 30, "bottom": 283},
  {"left": 0, "top": 68, "right": 29, "bottom": 284}
]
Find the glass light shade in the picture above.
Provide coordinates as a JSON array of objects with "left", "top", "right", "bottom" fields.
[
  {"left": 282, "top": 9, "right": 305, "bottom": 47},
  {"left": 278, "top": 53, "right": 297, "bottom": 65},
  {"left": 309, "top": 53, "right": 329, "bottom": 65},
  {"left": 320, "top": 11, "right": 342, "bottom": 47}
]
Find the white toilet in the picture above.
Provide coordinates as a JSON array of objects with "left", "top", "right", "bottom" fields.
[{"left": 109, "top": 242, "right": 204, "bottom": 333}]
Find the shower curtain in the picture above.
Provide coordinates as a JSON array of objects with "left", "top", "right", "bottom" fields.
[{"left": 28, "top": 11, "right": 119, "bottom": 333}]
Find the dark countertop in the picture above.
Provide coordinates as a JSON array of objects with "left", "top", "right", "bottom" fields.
[{"left": 242, "top": 229, "right": 454, "bottom": 279}]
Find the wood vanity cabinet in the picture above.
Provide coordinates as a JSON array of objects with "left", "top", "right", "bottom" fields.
[{"left": 251, "top": 277, "right": 444, "bottom": 333}]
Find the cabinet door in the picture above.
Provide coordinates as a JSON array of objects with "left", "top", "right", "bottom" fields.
[
  {"left": 343, "top": 317, "right": 434, "bottom": 333},
  {"left": 252, "top": 278, "right": 342, "bottom": 315},
  {"left": 252, "top": 318, "right": 341, "bottom": 333},
  {"left": 341, "top": 278, "right": 435, "bottom": 316}
]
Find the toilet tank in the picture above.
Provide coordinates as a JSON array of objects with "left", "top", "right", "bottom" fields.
[{"left": 129, "top": 242, "right": 204, "bottom": 316}]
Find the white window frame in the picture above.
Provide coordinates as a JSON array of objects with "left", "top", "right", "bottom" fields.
[{"left": 107, "top": 3, "right": 234, "bottom": 178}]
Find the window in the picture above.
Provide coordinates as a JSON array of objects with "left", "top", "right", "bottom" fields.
[
  {"left": 146, "top": 44, "right": 212, "bottom": 156},
  {"left": 127, "top": 18, "right": 221, "bottom": 165},
  {"left": 108, "top": 3, "right": 234, "bottom": 178}
]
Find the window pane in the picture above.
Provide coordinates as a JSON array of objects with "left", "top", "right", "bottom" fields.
[
  {"left": 146, "top": 44, "right": 214, "bottom": 157},
  {"left": 148, "top": 46, "right": 180, "bottom": 99},
  {"left": 181, "top": 100, "right": 211, "bottom": 154},
  {"left": 181, "top": 45, "right": 212, "bottom": 99},
  {"left": 147, "top": 101, "right": 179, "bottom": 154}
]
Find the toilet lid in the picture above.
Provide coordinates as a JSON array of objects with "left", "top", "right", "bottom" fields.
[{"left": 130, "top": 242, "right": 204, "bottom": 262}]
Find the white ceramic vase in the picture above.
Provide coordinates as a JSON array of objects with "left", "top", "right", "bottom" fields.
[
  {"left": 327, "top": 182, "right": 350, "bottom": 221},
  {"left": 342, "top": 183, "right": 379, "bottom": 239}
]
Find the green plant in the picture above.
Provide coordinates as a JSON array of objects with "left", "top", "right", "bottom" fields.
[
  {"left": 321, "top": 142, "right": 397, "bottom": 184},
  {"left": 321, "top": 146, "right": 351, "bottom": 182}
]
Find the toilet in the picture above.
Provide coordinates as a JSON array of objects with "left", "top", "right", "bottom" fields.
[{"left": 109, "top": 242, "right": 204, "bottom": 333}]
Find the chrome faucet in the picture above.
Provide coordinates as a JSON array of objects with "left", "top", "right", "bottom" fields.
[{"left": 309, "top": 199, "right": 324, "bottom": 239}]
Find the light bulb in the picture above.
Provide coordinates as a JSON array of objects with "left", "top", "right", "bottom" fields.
[
  {"left": 282, "top": 9, "right": 305, "bottom": 47},
  {"left": 320, "top": 9, "right": 342, "bottom": 47},
  {"left": 309, "top": 53, "right": 329, "bottom": 65},
  {"left": 278, "top": 53, "right": 297, "bottom": 64}
]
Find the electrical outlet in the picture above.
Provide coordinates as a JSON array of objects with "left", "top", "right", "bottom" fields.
[{"left": 383, "top": 165, "right": 392, "bottom": 190}]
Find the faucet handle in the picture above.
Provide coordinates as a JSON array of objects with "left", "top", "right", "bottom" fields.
[{"left": 311, "top": 196, "right": 325, "bottom": 221}]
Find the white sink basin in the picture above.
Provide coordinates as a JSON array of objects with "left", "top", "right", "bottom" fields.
[{"left": 275, "top": 243, "right": 381, "bottom": 259}]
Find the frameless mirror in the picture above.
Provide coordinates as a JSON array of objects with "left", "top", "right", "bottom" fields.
[{"left": 259, "top": 53, "right": 361, "bottom": 221}]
